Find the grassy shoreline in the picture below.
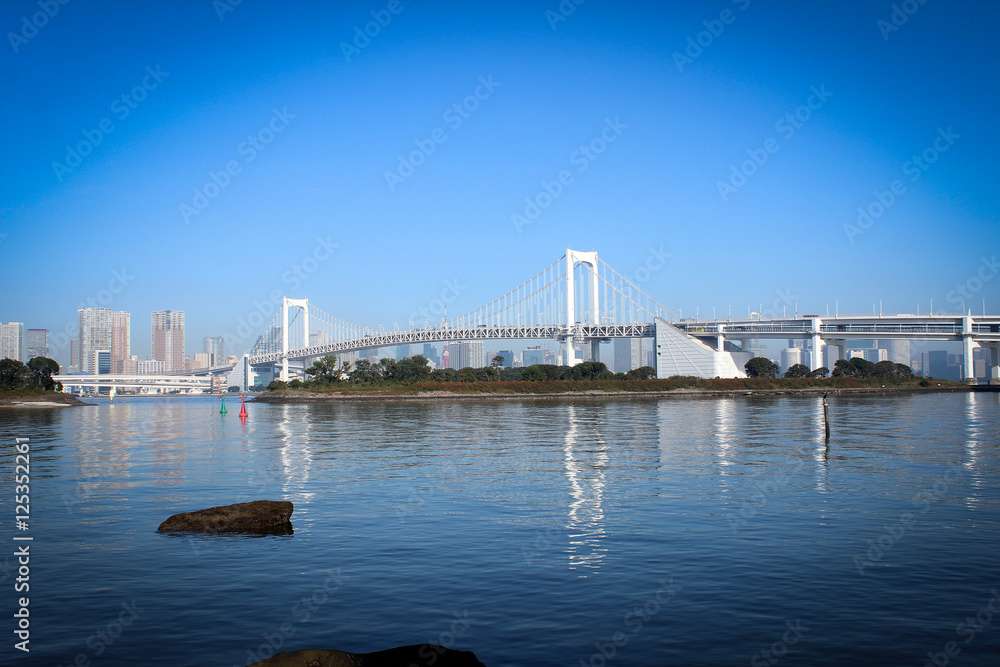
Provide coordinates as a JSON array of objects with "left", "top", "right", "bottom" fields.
[{"left": 253, "top": 378, "right": 968, "bottom": 403}]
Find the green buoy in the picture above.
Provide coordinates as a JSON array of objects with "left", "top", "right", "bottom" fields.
[{"left": 220, "top": 394, "right": 227, "bottom": 414}]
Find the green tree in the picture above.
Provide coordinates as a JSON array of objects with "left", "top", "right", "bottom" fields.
[
  {"left": 491, "top": 355, "right": 505, "bottom": 369},
  {"left": 745, "top": 357, "right": 779, "bottom": 378},
  {"left": 521, "top": 366, "right": 546, "bottom": 381},
  {"left": 783, "top": 363, "right": 810, "bottom": 378},
  {"left": 831, "top": 359, "right": 855, "bottom": 377},
  {"left": 457, "top": 367, "right": 478, "bottom": 382},
  {"left": 349, "top": 359, "right": 381, "bottom": 384},
  {"left": 305, "top": 355, "right": 344, "bottom": 385},
  {"left": 625, "top": 366, "right": 656, "bottom": 380},
  {"left": 564, "top": 361, "right": 611, "bottom": 381},
  {"left": 809, "top": 367, "right": 829, "bottom": 379},
  {"left": 267, "top": 379, "right": 287, "bottom": 391},
  {"left": 27, "top": 356, "right": 60, "bottom": 390},
  {"left": 0, "top": 359, "right": 30, "bottom": 391}
]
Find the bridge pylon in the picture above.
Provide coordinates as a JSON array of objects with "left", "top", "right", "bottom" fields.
[{"left": 281, "top": 297, "right": 309, "bottom": 381}]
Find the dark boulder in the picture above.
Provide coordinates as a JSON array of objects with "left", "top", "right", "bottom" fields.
[
  {"left": 250, "top": 645, "right": 487, "bottom": 666},
  {"left": 157, "top": 500, "right": 293, "bottom": 534}
]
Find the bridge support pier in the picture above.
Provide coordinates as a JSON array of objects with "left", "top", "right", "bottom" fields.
[
  {"left": 810, "top": 318, "right": 823, "bottom": 372},
  {"left": 962, "top": 315, "right": 977, "bottom": 383}
]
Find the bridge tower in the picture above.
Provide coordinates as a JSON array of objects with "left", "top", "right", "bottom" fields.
[
  {"left": 564, "top": 249, "right": 600, "bottom": 366},
  {"left": 280, "top": 297, "right": 309, "bottom": 381}
]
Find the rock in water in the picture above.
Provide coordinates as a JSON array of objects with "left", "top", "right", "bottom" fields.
[
  {"left": 250, "top": 645, "right": 488, "bottom": 666},
  {"left": 157, "top": 500, "right": 293, "bottom": 534}
]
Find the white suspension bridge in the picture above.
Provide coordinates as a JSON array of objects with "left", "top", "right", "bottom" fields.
[{"left": 238, "top": 248, "right": 1000, "bottom": 386}]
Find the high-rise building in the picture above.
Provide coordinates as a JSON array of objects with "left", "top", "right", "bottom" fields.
[
  {"left": 111, "top": 311, "right": 130, "bottom": 374},
  {"left": 779, "top": 347, "right": 802, "bottom": 375},
  {"left": 421, "top": 343, "right": 440, "bottom": 367},
  {"left": 203, "top": 336, "right": 224, "bottom": 366},
  {"left": 0, "top": 322, "right": 24, "bottom": 362},
  {"left": 152, "top": 310, "right": 185, "bottom": 372},
  {"left": 93, "top": 350, "right": 112, "bottom": 375},
  {"left": 451, "top": 341, "right": 486, "bottom": 369},
  {"left": 879, "top": 339, "right": 910, "bottom": 366},
  {"left": 614, "top": 338, "right": 643, "bottom": 373},
  {"left": 70, "top": 339, "right": 79, "bottom": 373},
  {"left": 78, "top": 308, "right": 111, "bottom": 374},
  {"left": 26, "top": 329, "right": 48, "bottom": 360},
  {"left": 523, "top": 346, "right": 545, "bottom": 366},
  {"left": 497, "top": 350, "right": 514, "bottom": 368},
  {"left": 137, "top": 359, "right": 165, "bottom": 375},
  {"left": 395, "top": 345, "right": 410, "bottom": 360}
]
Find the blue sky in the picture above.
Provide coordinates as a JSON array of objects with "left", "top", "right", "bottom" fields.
[{"left": 1, "top": 0, "right": 998, "bottom": 364}]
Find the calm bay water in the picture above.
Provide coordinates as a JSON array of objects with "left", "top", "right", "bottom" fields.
[{"left": 1, "top": 392, "right": 999, "bottom": 666}]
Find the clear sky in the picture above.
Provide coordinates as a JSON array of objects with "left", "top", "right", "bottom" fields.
[{"left": 2, "top": 0, "right": 998, "bottom": 365}]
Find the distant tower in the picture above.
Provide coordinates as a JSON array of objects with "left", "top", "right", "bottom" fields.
[{"left": 152, "top": 310, "right": 185, "bottom": 372}]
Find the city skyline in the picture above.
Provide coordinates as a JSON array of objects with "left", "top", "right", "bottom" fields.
[{"left": 2, "top": 1, "right": 998, "bottom": 366}]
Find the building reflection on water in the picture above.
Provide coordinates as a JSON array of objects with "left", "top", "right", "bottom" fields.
[
  {"left": 562, "top": 404, "right": 609, "bottom": 574},
  {"left": 276, "top": 404, "right": 314, "bottom": 501}
]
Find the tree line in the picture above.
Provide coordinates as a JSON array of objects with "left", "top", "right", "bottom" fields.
[
  {"left": 263, "top": 354, "right": 657, "bottom": 391},
  {"left": 0, "top": 357, "right": 61, "bottom": 392},
  {"left": 744, "top": 356, "right": 914, "bottom": 380}
]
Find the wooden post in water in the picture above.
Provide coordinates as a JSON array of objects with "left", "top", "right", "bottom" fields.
[{"left": 823, "top": 393, "right": 830, "bottom": 444}]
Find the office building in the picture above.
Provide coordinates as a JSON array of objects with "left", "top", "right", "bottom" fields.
[
  {"left": 70, "top": 339, "right": 79, "bottom": 373},
  {"left": 152, "top": 310, "right": 185, "bottom": 372},
  {"left": 450, "top": 341, "right": 486, "bottom": 369},
  {"left": 204, "top": 336, "right": 224, "bottom": 366},
  {"left": 497, "top": 350, "right": 514, "bottom": 369},
  {"left": 94, "top": 350, "right": 112, "bottom": 375},
  {"left": 523, "top": 345, "right": 545, "bottom": 366},
  {"left": 779, "top": 347, "right": 802, "bottom": 375},
  {"left": 78, "top": 308, "right": 112, "bottom": 374},
  {"left": 111, "top": 311, "right": 130, "bottom": 373},
  {"left": 614, "top": 338, "right": 643, "bottom": 373},
  {"left": 26, "top": 329, "right": 48, "bottom": 360},
  {"left": 137, "top": 359, "right": 165, "bottom": 375},
  {"left": 0, "top": 322, "right": 24, "bottom": 362},
  {"left": 395, "top": 344, "right": 410, "bottom": 360},
  {"left": 880, "top": 339, "right": 910, "bottom": 366}
]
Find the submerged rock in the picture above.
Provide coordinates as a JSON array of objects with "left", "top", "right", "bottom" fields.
[
  {"left": 249, "top": 645, "right": 487, "bottom": 666},
  {"left": 157, "top": 500, "right": 293, "bottom": 534}
]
